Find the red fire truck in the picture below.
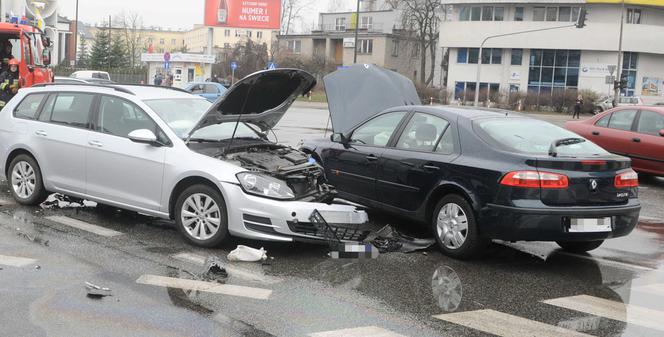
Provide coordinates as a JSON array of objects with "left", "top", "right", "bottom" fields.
[{"left": 0, "top": 22, "right": 53, "bottom": 95}]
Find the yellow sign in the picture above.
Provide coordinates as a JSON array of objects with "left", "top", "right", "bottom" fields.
[
  {"left": 195, "top": 64, "right": 204, "bottom": 76},
  {"left": 586, "top": 0, "right": 664, "bottom": 6},
  {"left": 350, "top": 13, "right": 357, "bottom": 29}
]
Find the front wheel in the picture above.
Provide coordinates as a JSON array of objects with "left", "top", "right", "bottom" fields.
[
  {"left": 432, "top": 195, "right": 488, "bottom": 259},
  {"left": 8, "top": 154, "right": 48, "bottom": 205},
  {"left": 175, "top": 184, "right": 229, "bottom": 247},
  {"left": 556, "top": 240, "right": 604, "bottom": 253}
]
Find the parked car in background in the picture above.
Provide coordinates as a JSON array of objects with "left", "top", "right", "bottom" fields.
[
  {"left": 594, "top": 96, "right": 644, "bottom": 114},
  {"left": 0, "top": 69, "right": 368, "bottom": 247},
  {"left": 302, "top": 64, "right": 640, "bottom": 258},
  {"left": 184, "top": 82, "right": 227, "bottom": 102},
  {"left": 54, "top": 76, "right": 88, "bottom": 84},
  {"left": 566, "top": 106, "right": 664, "bottom": 176},
  {"left": 70, "top": 70, "right": 111, "bottom": 81}
]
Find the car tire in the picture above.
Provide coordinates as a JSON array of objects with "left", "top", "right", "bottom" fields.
[
  {"left": 432, "top": 194, "right": 488, "bottom": 259},
  {"left": 556, "top": 240, "right": 604, "bottom": 253},
  {"left": 174, "top": 184, "right": 229, "bottom": 247},
  {"left": 8, "top": 154, "right": 48, "bottom": 206}
]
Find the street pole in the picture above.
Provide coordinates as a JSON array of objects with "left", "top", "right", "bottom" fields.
[
  {"left": 613, "top": 0, "right": 625, "bottom": 107},
  {"left": 108, "top": 14, "right": 111, "bottom": 69},
  {"left": 353, "top": 0, "right": 361, "bottom": 63},
  {"left": 474, "top": 24, "right": 577, "bottom": 107},
  {"left": 73, "top": 0, "right": 79, "bottom": 67}
]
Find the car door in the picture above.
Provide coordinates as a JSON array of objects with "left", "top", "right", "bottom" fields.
[
  {"left": 202, "top": 84, "right": 221, "bottom": 102},
  {"left": 324, "top": 111, "right": 408, "bottom": 201},
  {"left": 587, "top": 109, "right": 638, "bottom": 156},
  {"left": 631, "top": 109, "right": 664, "bottom": 173},
  {"left": 376, "top": 112, "right": 459, "bottom": 212},
  {"left": 86, "top": 95, "right": 167, "bottom": 211},
  {"left": 31, "top": 92, "right": 95, "bottom": 194}
]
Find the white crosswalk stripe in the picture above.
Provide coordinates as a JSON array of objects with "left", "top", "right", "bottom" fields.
[
  {"left": 433, "top": 309, "right": 592, "bottom": 337},
  {"left": 543, "top": 295, "right": 664, "bottom": 332},
  {"left": 136, "top": 274, "right": 271, "bottom": 300},
  {"left": 309, "top": 326, "right": 407, "bottom": 337},
  {"left": 0, "top": 254, "right": 38, "bottom": 267},
  {"left": 172, "top": 252, "right": 282, "bottom": 285},
  {"left": 45, "top": 215, "right": 123, "bottom": 237}
]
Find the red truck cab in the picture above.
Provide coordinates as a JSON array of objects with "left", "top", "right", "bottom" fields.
[{"left": 0, "top": 22, "right": 53, "bottom": 88}]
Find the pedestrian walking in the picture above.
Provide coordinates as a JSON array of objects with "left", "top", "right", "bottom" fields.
[
  {"left": 154, "top": 72, "right": 163, "bottom": 86},
  {"left": 573, "top": 94, "right": 583, "bottom": 119}
]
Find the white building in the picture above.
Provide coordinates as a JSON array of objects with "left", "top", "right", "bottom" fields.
[
  {"left": 435, "top": 1, "right": 664, "bottom": 104},
  {"left": 141, "top": 53, "right": 215, "bottom": 88}
]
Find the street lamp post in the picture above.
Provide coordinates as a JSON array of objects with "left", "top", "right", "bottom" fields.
[
  {"left": 613, "top": 0, "right": 625, "bottom": 107},
  {"left": 353, "top": 0, "right": 361, "bottom": 63},
  {"left": 74, "top": 0, "right": 79, "bottom": 67}
]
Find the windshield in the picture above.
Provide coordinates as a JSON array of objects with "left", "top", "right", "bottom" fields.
[
  {"left": 145, "top": 98, "right": 262, "bottom": 140},
  {"left": 475, "top": 118, "right": 609, "bottom": 156}
]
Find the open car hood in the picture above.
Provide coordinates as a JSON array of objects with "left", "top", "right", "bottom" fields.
[
  {"left": 323, "top": 64, "right": 420, "bottom": 135},
  {"left": 188, "top": 69, "right": 316, "bottom": 135}
]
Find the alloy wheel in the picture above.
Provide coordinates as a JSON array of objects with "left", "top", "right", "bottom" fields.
[
  {"left": 436, "top": 202, "right": 469, "bottom": 250},
  {"left": 180, "top": 193, "right": 222, "bottom": 241},
  {"left": 11, "top": 161, "right": 36, "bottom": 199}
]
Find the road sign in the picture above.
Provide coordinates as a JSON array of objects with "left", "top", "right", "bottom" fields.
[
  {"left": 267, "top": 62, "right": 277, "bottom": 70},
  {"left": 230, "top": 61, "right": 238, "bottom": 70},
  {"left": 163, "top": 61, "right": 170, "bottom": 70},
  {"left": 608, "top": 65, "right": 616, "bottom": 76},
  {"left": 605, "top": 75, "right": 615, "bottom": 84},
  {"left": 164, "top": 52, "right": 171, "bottom": 62}
]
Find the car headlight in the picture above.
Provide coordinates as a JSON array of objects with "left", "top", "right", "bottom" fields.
[{"left": 236, "top": 172, "right": 295, "bottom": 200}]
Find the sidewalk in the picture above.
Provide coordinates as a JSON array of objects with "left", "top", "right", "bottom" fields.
[{"left": 292, "top": 100, "right": 328, "bottom": 110}]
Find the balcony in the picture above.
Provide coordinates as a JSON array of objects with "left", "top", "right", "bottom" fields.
[{"left": 311, "top": 23, "right": 387, "bottom": 34}]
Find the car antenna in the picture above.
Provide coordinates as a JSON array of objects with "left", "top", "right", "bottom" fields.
[{"left": 224, "top": 84, "right": 253, "bottom": 155}]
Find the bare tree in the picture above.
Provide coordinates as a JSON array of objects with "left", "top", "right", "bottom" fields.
[
  {"left": 327, "top": 0, "right": 348, "bottom": 12},
  {"left": 281, "top": 0, "right": 312, "bottom": 34},
  {"left": 387, "top": 0, "right": 443, "bottom": 85},
  {"left": 116, "top": 11, "right": 144, "bottom": 68}
]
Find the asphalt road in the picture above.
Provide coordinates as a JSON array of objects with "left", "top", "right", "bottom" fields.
[{"left": 1, "top": 104, "right": 663, "bottom": 337}]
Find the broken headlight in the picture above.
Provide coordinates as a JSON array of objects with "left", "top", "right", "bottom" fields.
[{"left": 236, "top": 172, "right": 295, "bottom": 200}]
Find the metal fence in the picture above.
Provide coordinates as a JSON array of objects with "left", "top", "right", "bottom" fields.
[{"left": 52, "top": 67, "right": 148, "bottom": 84}]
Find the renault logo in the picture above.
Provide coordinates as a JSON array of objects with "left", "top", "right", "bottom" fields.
[{"left": 590, "top": 179, "right": 598, "bottom": 191}]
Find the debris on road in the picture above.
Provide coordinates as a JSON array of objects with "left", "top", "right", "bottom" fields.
[
  {"left": 203, "top": 257, "right": 229, "bottom": 283},
  {"left": 329, "top": 243, "right": 380, "bottom": 259},
  {"left": 228, "top": 245, "right": 268, "bottom": 262},
  {"left": 40, "top": 193, "right": 97, "bottom": 210},
  {"left": 368, "top": 225, "right": 435, "bottom": 253},
  {"left": 34, "top": 265, "right": 41, "bottom": 270},
  {"left": 85, "top": 282, "right": 112, "bottom": 298}
]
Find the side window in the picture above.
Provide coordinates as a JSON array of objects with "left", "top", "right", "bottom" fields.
[
  {"left": 636, "top": 110, "right": 664, "bottom": 136},
  {"left": 38, "top": 94, "right": 56, "bottom": 121},
  {"left": 13, "top": 93, "right": 46, "bottom": 120},
  {"left": 190, "top": 84, "right": 204, "bottom": 94},
  {"left": 204, "top": 84, "right": 219, "bottom": 94},
  {"left": 608, "top": 109, "right": 637, "bottom": 131},
  {"left": 50, "top": 93, "right": 94, "bottom": 128},
  {"left": 435, "top": 127, "right": 455, "bottom": 155},
  {"left": 98, "top": 96, "right": 169, "bottom": 144},
  {"left": 595, "top": 114, "right": 611, "bottom": 128},
  {"left": 396, "top": 113, "right": 450, "bottom": 152},
  {"left": 351, "top": 111, "right": 407, "bottom": 147}
]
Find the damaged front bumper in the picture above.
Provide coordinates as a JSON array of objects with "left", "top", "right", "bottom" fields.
[{"left": 220, "top": 182, "right": 369, "bottom": 243}]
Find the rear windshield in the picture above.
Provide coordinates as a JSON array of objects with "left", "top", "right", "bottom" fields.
[{"left": 475, "top": 118, "right": 609, "bottom": 156}]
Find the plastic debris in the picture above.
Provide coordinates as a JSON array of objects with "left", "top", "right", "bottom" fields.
[
  {"left": 228, "top": 245, "right": 268, "bottom": 262},
  {"left": 368, "top": 225, "right": 435, "bottom": 253},
  {"left": 329, "top": 243, "right": 380, "bottom": 259},
  {"left": 203, "top": 257, "right": 229, "bottom": 283},
  {"left": 34, "top": 265, "right": 41, "bottom": 270},
  {"left": 40, "top": 193, "right": 97, "bottom": 209},
  {"left": 85, "top": 282, "right": 112, "bottom": 298}
]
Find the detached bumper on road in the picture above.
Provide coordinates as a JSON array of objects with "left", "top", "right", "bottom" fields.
[
  {"left": 481, "top": 201, "right": 641, "bottom": 241},
  {"left": 220, "top": 182, "right": 369, "bottom": 242}
]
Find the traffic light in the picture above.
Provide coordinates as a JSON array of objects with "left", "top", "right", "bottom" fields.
[{"left": 576, "top": 8, "right": 587, "bottom": 28}]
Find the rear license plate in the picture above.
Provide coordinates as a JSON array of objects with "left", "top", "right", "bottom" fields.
[{"left": 569, "top": 217, "right": 612, "bottom": 233}]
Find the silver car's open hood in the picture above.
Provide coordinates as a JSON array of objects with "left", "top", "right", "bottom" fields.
[
  {"left": 323, "top": 64, "right": 420, "bottom": 135},
  {"left": 188, "top": 69, "right": 316, "bottom": 135}
]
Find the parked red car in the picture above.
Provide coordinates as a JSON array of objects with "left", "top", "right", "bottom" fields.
[{"left": 565, "top": 106, "right": 664, "bottom": 176}]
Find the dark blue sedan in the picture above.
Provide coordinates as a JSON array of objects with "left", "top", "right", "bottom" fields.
[{"left": 184, "top": 82, "right": 228, "bottom": 102}]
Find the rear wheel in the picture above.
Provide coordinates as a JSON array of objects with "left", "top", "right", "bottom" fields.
[
  {"left": 8, "top": 154, "right": 48, "bottom": 206},
  {"left": 432, "top": 195, "right": 488, "bottom": 259},
  {"left": 175, "top": 184, "right": 229, "bottom": 247},
  {"left": 556, "top": 240, "right": 604, "bottom": 253}
]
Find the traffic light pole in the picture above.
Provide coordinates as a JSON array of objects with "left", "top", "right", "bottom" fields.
[{"left": 613, "top": 0, "right": 625, "bottom": 107}]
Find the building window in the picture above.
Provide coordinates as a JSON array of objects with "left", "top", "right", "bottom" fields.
[
  {"left": 480, "top": 48, "right": 502, "bottom": 64},
  {"left": 357, "top": 39, "right": 373, "bottom": 54},
  {"left": 454, "top": 82, "right": 500, "bottom": 101},
  {"left": 546, "top": 7, "right": 558, "bottom": 21},
  {"left": 392, "top": 40, "right": 399, "bottom": 57},
  {"left": 533, "top": 7, "right": 545, "bottom": 21},
  {"left": 482, "top": 6, "right": 493, "bottom": 21},
  {"left": 287, "top": 40, "right": 301, "bottom": 54},
  {"left": 224, "top": 29, "right": 230, "bottom": 37},
  {"left": 559, "top": 7, "right": 571, "bottom": 21},
  {"left": 621, "top": 52, "right": 638, "bottom": 96},
  {"left": 457, "top": 48, "right": 468, "bottom": 63},
  {"left": 462, "top": 6, "right": 505, "bottom": 21},
  {"left": 471, "top": 6, "right": 481, "bottom": 21},
  {"left": 494, "top": 7, "right": 504, "bottom": 21},
  {"left": 171, "top": 38, "right": 176, "bottom": 45},
  {"left": 159, "top": 38, "right": 165, "bottom": 45},
  {"left": 224, "top": 43, "right": 231, "bottom": 49},
  {"left": 511, "top": 49, "right": 523, "bottom": 65},
  {"left": 627, "top": 8, "right": 641, "bottom": 24},
  {"left": 459, "top": 6, "right": 470, "bottom": 21},
  {"left": 335, "top": 17, "right": 346, "bottom": 31},
  {"left": 257, "top": 31, "right": 263, "bottom": 38},
  {"left": 457, "top": 48, "right": 481, "bottom": 64},
  {"left": 514, "top": 7, "right": 524, "bottom": 21},
  {"left": 235, "top": 30, "right": 241, "bottom": 37},
  {"left": 572, "top": 7, "right": 581, "bottom": 21},
  {"left": 528, "top": 49, "right": 581, "bottom": 102},
  {"left": 361, "top": 16, "right": 373, "bottom": 29},
  {"left": 247, "top": 31, "right": 252, "bottom": 37}
]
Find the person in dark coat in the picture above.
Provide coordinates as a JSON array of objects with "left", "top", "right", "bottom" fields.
[
  {"left": 0, "top": 58, "right": 20, "bottom": 106},
  {"left": 573, "top": 94, "right": 583, "bottom": 119}
]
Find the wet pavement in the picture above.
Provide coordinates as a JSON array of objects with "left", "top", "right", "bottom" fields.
[{"left": 1, "top": 105, "right": 664, "bottom": 336}]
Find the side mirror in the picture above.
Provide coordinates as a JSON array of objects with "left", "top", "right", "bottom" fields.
[
  {"left": 128, "top": 129, "right": 160, "bottom": 146},
  {"left": 330, "top": 133, "right": 345, "bottom": 143},
  {"left": 659, "top": 129, "right": 664, "bottom": 137},
  {"left": 42, "top": 50, "right": 51, "bottom": 66}
]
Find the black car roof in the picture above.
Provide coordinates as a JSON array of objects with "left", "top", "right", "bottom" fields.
[{"left": 388, "top": 105, "right": 522, "bottom": 121}]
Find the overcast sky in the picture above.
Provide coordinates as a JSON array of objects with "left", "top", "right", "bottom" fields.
[{"left": 57, "top": 0, "right": 357, "bottom": 31}]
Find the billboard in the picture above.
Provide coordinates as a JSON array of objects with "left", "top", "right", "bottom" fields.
[{"left": 204, "top": 0, "right": 281, "bottom": 29}]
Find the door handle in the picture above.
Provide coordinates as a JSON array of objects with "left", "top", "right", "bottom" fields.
[
  {"left": 365, "top": 154, "right": 378, "bottom": 161},
  {"left": 632, "top": 137, "right": 641, "bottom": 143},
  {"left": 592, "top": 131, "right": 600, "bottom": 136},
  {"left": 35, "top": 130, "right": 47, "bottom": 136},
  {"left": 88, "top": 140, "right": 103, "bottom": 147},
  {"left": 422, "top": 165, "right": 440, "bottom": 171}
]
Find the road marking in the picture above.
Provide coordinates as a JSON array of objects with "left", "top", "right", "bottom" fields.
[
  {"left": 172, "top": 252, "right": 282, "bottom": 285},
  {"left": 0, "top": 254, "right": 38, "bottom": 267},
  {"left": 433, "top": 309, "right": 592, "bottom": 337},
  {"left": 639, "top": 216, "right": 663, "bottom": 223},
  {"left": 555, "top": 251, "right": 656, "bottom": 272},
  {"left": 136, "top": 274, "right": 271, "bottom": 300},
  {"left": 633, "top": 283, "right": 664, "bottom": 297},
  {"left": 309, "top": 326, "right": 407, "bottom": 337},
  {"left": 543, "top": 295, "right": 664, "bottom": 332},
  {"left": 45, "top": 215, "right": 123, "bottom": 237},
  {"left": 0, "top": 198, "right": 17, "bottom": 206}
]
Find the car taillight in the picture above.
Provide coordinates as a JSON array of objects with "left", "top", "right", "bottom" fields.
[
  {"left": 500, "top": 171, "right": 569, "bottom": 189},
  {"left": 615, "top": 169, "right": 638, "bottom": 188}
]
